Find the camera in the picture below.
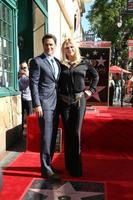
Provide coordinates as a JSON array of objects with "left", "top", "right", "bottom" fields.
[{"left": 21, "top": 67, "right": 27, "bottom": 71}]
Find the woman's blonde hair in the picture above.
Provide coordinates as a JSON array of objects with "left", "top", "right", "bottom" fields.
[{"left": 61, "top": 37, "right": 82, "bottom": 65}]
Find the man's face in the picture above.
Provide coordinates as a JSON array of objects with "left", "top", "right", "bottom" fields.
[{"left": 43, "top": 38, "right": 56, "bottom": 56}]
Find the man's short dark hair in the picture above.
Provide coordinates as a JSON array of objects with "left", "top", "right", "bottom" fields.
[
  {"left": 42, "top": 34, "right": 57, "bottom": 45},
  {"left": 20, "top": 60, "right": 27, "bottom": 65}
]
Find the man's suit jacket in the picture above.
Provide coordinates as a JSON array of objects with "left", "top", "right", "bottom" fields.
[{"left": 29, "top": 53, "right": 61, "bottom": 111}]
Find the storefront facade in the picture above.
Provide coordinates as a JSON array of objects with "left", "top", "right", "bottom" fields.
[{"left": 0, "top": 0, "right": 21, "bottom": 151}]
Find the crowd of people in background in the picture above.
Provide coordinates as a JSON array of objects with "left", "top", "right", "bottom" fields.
[
  {"left": 109, "top": 72, "right": 133, "bottom": 106},
  {"left": 126, "top": 73, "right": 133, "bottom": 107}
]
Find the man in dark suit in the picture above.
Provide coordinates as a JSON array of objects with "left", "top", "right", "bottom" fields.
[{"left": 29, "top": 34, "right": 61, "bottom": 179}]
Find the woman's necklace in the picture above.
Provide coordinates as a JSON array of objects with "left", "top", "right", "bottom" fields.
[{"left": 68, "top": 61, "right": 76, "bottom": 68}]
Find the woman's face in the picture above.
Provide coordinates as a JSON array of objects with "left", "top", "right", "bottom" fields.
[{"left": 64, "top": 42, "right": 76, "bottom": 60}]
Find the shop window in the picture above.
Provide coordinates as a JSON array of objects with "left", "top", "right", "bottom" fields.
[
  {"left": 33, "top": 1, "right": 46, "bottom": 56},
  {"left": 0, "top": 1, "right": 18, "bottom": 95}
]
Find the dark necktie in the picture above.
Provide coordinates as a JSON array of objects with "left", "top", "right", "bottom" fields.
[
  {"left": 51, "top": 59, "right": 55, "bottom": 75},
  {"left": 51, "top": 59, "right": 58, "bottom": 79}
]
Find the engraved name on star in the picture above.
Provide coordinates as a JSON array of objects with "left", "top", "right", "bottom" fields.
[{"left": 29, "top": 182, "right": 103, "bottom": 200}]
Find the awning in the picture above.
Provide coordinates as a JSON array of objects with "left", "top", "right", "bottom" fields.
[{"left": 109, "top": 65, "right": 131, "bottom": 74}]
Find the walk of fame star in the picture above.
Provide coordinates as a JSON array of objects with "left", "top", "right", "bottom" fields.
[
  {"left": 97, "top": 56, "right": 106, "bottom": 66},
  {"left": 86, "top": 86, "right": 106, "bottom": 102},
  {"left": 93, "top": 50, "right": 98, "bottom": 55},
  {"left": 29, "top": 182, "right": 104, "bottom": 200},
  {"left": 92, "top": 86, "right": 106, "bottom": 101}
]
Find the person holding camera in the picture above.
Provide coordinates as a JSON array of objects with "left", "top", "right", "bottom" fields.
[{"left": 18, "top": 60, "right": 33, "bottom": 133}]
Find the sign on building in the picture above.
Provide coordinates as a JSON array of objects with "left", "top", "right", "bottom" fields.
[
  {"left": 128, "top": 40, "right": 133, "bottom": 58},
  {"left": 127, "top": 0, "right": 133, "bottom": 13}
]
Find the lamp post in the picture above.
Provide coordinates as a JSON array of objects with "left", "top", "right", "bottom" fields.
[
  {"left": 117, "top": 16, "right": 123, "bottom": 28},
  {"left": 117, "top": 15, "right": 123, "bottom": 107}
]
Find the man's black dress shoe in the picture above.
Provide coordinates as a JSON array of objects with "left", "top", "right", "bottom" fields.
[
  {"left": 41, "top": 172, "right": 61, "bottom": 180},
  {"left": 51, "top": 166, "right": 60, "bottom": 173},
  {"left": 69, "top": 170, "right": 82, "bottom": 177}
]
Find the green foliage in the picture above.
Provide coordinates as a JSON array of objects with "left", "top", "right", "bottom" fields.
[{"left": 86, "top": 0, "right": 133, "bottom": 65}]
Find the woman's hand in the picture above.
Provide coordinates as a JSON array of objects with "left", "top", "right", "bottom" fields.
[{"left": 84, "top": 90, "right": 92, "bottom": 99}]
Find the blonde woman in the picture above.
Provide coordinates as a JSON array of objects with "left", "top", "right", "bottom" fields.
[{"left": 58, "top": 38, "right": 99, "bottom": 177}]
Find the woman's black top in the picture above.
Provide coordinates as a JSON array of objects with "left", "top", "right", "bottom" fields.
[{"left": 58, "top": 59, "right": 99, "bottom": 98}]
